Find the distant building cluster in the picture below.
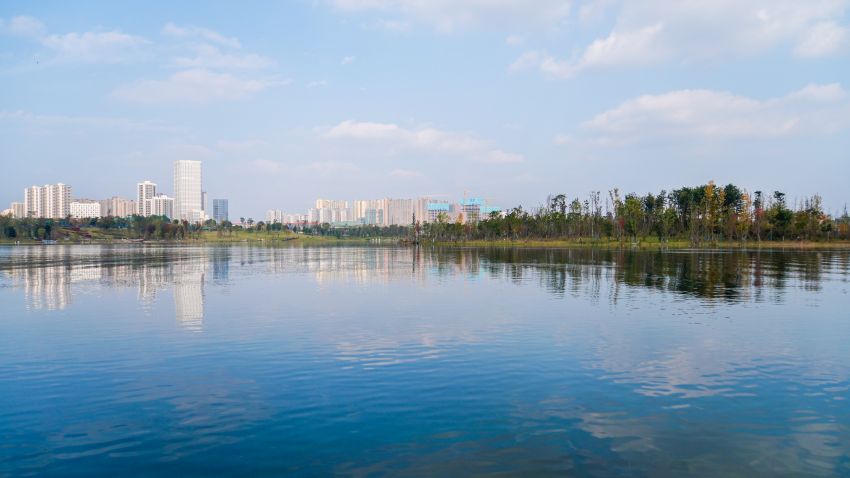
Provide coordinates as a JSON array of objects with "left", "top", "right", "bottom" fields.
[
  {"left": 4, "top": 161, "right": 229, "bottom": 224},
  {"left": 4, "top": 162, "right": 500, "bottom": 227},
  {"left": 266, "top": 196, "right": 500, "bottom": 227}
]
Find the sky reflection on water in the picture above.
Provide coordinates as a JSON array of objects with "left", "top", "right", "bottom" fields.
[{"left": 0, "top": 245, "right": 848, "bottom": 477}]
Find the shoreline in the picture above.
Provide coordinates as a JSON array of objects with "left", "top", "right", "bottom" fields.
[{"left": 3, "top": 236, "right": 850, "bottom": 250}]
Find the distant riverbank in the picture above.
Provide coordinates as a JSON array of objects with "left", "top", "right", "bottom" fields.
[
  {"left": 428, "top": 238, "right": 850, "bottom": 250},
  {"left": 4, "top": 233, "right": 850, "bottom": 250}
]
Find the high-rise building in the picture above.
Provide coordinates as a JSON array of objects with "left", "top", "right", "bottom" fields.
[
  {"left": 266, "top": 209, "right": 283, "bottom": 224},
  {"left": 387, "top": 198, "right": 415, "bottom": 226},
  {"left": 24, "top": 186, "right": 43, "bottom": 218},
  {"left": 23, "top": 183, "right": 71, "bottom": 218},
  {"left": 426, "top": 201, "right": 451, "bottom": 222},
  {"left": 354, "top": 199, "right": 388, "bottom": 225},
  {"left": 148, "top": 194, "right": 174, "bottom": 218},
  {"left": 202, "top": 191, "right": 208, "bottom": 216},
  {"left": 316, "top": 199, "right": 348, "bottom": 210},
  {"left": 99, "top": 197, "right": 133, "bottom": 217},
  {"left": 460, "top": 197, "right": 484, "bottom": 223},
  {"left": 213, "top": 199, "right": 228, "bottom": 222},
  {"left": 173, "top": 160, "right": 203, "bottom": 222},
  {"left": 11, "top": 202, "right": 25, "bottom": 219},
  {"left": 307, "top": 208, "right": 319, "bottom": 224},
  {"left": 70, "top": 200, "right": 102, "bottom": 219},
  {"left": 136, "top": 181, "right": 157, "bottom": 216}
]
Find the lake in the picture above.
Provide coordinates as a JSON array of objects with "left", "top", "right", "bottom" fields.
[{"left": 1, "top": 245, "right": 849, "bottom": 476}]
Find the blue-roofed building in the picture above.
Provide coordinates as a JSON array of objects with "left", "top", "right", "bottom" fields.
[
  {"left": 460, "top": 197, "right": 485, "bottom": 223},
  {"left": 426, "top": 201, "right": 451, "bottom": 222}
]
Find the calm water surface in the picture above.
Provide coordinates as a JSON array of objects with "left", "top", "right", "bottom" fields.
[{"left": 1, "top": 245, "right": 849, "bottom": 477}]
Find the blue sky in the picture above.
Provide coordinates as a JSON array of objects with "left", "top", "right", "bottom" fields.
[{"left": 2, "top": 0, "right": 849, "bottom": 218}]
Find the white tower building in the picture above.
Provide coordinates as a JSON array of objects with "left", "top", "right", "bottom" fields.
[
  {"left": 136, "top": 181, "right": 157, "bottom": 216},
  {"left": 173, "top": 160, "right": 203, "bottom": 222}
]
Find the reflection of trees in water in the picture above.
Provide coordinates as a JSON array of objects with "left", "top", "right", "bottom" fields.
[
  {"left": 438, "top": 248, "right": 847, "bottom": 303},
  {"left": 2, "top": 245, "right": 847, "bottom": 311}
]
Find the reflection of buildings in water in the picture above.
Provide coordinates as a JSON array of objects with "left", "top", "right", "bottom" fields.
[
  {"left": 4, "top": 263, "right": 104, "bottom": 311},
  {"left": 211, "top": 249, "right": 230, "bottom": 282},
  {"left": 11, "top": 266, "right": 72, "bottom": 311},
  {"left": 1, "top": 246, "right": 212, "bottom": 331},
  {"left": 137, "top": 265, "right": 173, "bottom": 303},
  {"left": 174, "top": 264, "right": 205, "bottom": 331}
]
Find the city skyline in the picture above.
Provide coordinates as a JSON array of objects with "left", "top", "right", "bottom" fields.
[{"left": 2, "top": 1, "right": 850, "bottom": 219}]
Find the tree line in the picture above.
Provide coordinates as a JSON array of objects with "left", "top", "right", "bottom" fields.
[
  {"left": 0, "top": 215, "right": 237, "bottom": 241},
  {"left": 3, "top": 182, "right": 848, "bottom": 244},
  {"left": 423, "top": 182, "right": 849, "bottom": 244}
]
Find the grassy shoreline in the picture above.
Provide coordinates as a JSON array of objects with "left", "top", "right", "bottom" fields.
[
  {"left": 428, "top": 238, "right": 850, "bottom": 250},
  {"left": 3, "top": 231, "right": 850, "bottom": 250}
]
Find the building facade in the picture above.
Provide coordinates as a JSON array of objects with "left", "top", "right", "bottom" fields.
[
  {"left": 387, "top": 198, "right": 415, "bottom": 226},
  {"left": 148, "top": 195, "right": 174, "bottom": 218},
  {"left": 23, "top": 183, "right": 71, "bottom": 219},
  {"left": 136, "top": 181, "right": 157, "bottom": 217},
  {"left": 11, "top": 202, "right": 25, "bottom": 219},
  {"left": 213, "top": 199, "right": 229, "bottom": 222},
  {"left": 173, "top": 160, "right": 203, "bottom": 222},
  {"left": 70, "top": 200, "right": 102, "bottom": 219},
  {"left": 460, "top": 198, "right": 484, "bottom": 223},
  {"left": 100, "top": 197, "right": 134, "bottom": 218}
]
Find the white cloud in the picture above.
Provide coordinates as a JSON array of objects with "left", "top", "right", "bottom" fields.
[
  {"left": 553, "top": 133, "right": 573, "bottom": 145},
  {"left": 307, "top": 80, "right": 328, "bottom": 88},
  {"left": 113, "top": 69, "right": 286, "bottom": 104},
  {"left": 161, "top": 23, "right": 240, "bottom": 48},
  {"left": 173, "top": 43, "right": 274, "bottom": 69},
  {"left": 331, "top": 0, "right": 572, "bottom": 32},
  {"left": 788, "top": 83, "right": 847, "bottom": 102},
  {"left": 39, "top": 30, "right": 150, "bottom": 63},
  {"left": 580, "top": 83, "right": 849, "bottom": 144},
  {"left": 513, "top": 0, "right": 850, "bottom": 78},
  {"left": 0, "top": 109, "right": 176, "bottom": 132},
  {"left": 1, "top": 15, "right": 150, "bottom": 64},
  {"left": 341, "top": 55, "right": 356, "bottom": 65},
  {"left": 326, "top": 120, "right": 403, "bottom": 140},
  {"left": 794, "top": 21, "right": 849, "bottom": 58},
  {"left": 325, "top": 120, "right": 524, "bottom": 162},
  {"left": 389, "top": 168, "right": 423, "bottom": 178},
  {"left": 505, "top": 34, "right": 524, "bottom": 46},
  {"left": 1, "top": 15, "right": 46, "bottom": 38}
]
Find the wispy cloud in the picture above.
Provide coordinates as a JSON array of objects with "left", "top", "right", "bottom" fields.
[
  {"left": 325, "top": 120, "right": 524, "bottom": 163},
  {"left": 113, "top": 69, "right": 288, "bottom": 104},
  {"left": 578, "top": 83, "right": 849, "bottom": 144},
  {"left": 341, "top": 55, "right": 356, "bottom": 65},
  {"left": 0, "top": 109, "right": 176, "bottom": 133},
  {"left": 1, "top": 15, "right": 150, "bottom": 64},
  {"left": 173, "top": 43, "right": 274, "bottom": 69},
  {"left": 330, "top": 0, "right": 571, "bottom": 33},
  {"left": 511, "top": 0, "right": 850, "bottom": 79},
  {"left": 0, "top": 15, "right": 46, "bottom": 38},
  {"left": 161, "top": 22, "right": 241, "bottom": 48}
]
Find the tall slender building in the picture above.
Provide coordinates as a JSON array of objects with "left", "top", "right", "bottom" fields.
[
  {"left": 173, "top": 160, "right": 203, "bottom": 222},
  {"left": 24, "top": 186, "right": 44, "bottom": 218},
  {"left": 136, "top": 181, "right": 157, "bottom": 216}
]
